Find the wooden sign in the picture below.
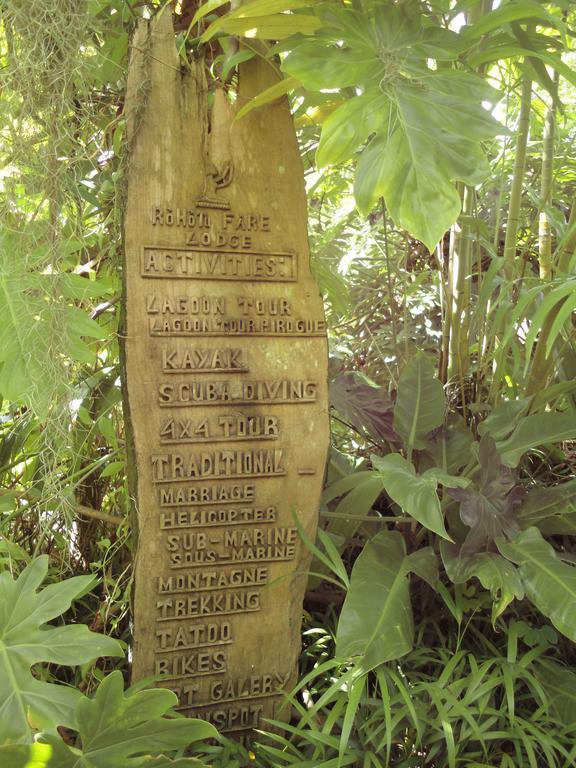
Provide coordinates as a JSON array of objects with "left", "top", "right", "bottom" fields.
[{"left": 123, "top": 13, "right": 329, "bottom": 741}]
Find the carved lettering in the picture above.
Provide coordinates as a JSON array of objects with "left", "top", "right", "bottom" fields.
[
  {"left": 159, "top": 506, "right": 277, "bottom": 528},
  {"left": 149, "top": 316, "right": 326, "bottom": 336},
  {"left": 146, "top": 295, "right": 226, "bottom": 315},
  {"left": 158, "top": 484, "right": 255, "bottom": 506},
  {"left": 158, "top": 380, "right": 317, "bottom": 406},
  {"left": 155, "top": 651, "right": 227, "bottom": 677},
  {"left": 156, "top": 590, "right": 261, "bottom": 619},
  {"left": 126, "top": 25, "right": 328, "bottom": 740},
  {"left": 158, "top": 568, "right": 268, "bottom": 594},
  {"left": 151, "top": 450, "right": 284, "bottom": 482},
  {"left": 210, "top": 672, "right": 290, "bottom": 702},
  {"left": 142, "top": 247, "right": 295, "bottom": 281},
  {"left": 156, "top": 622, "right": 232, "bottom": 651},
  {"left": 194, "top": 704, "right": 263, "bottom": 732},
  {"left": 162, "top": 348, "right": 247, "bottom": 373}
]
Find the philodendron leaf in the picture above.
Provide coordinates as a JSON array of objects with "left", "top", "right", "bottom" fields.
[
  {"left": 330, "top": 372, "right": 400, "bottom": 444},
  {"left": 336, "top": 531, "right": 437, "bottom": 670},
  {"left": 423, "top": 414, "right": 474, "bottom": 474},
  {"left": 478, "top": 398, "right": 530, "bottom": 441},
  {"left": 393, "top": 353, "right": 445, "bottom": 452},
  {"left": 497, "top": 527, "right": 576, "bottom": 642},
  {"left": 34, "top": 671, "right": 216, "bottom": 768},
  {"left": 441, "top": 544, "right": 524, "bottom": 624},
  {"left": 0, "top": 556, "right": 123, "bottom": 744},
  {"left": 517, "top": 479, "right": 576, "bottom": 535},
  {"left": 449, "top": 437, "right": 522, "bottom": 555},
  {"left": 496, "top": 411, "right": 576, "bottom": 467},
  {"left": 0, "top": 673, "right": 215, "bottom": 767},
  {"left": 371, "top": 454, "right": 452, "bottom": 540}
]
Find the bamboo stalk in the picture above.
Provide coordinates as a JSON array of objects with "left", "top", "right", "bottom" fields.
[
  {"left": 556, "top": 199, "right": 576, "bottom": 274},
  {"left": 503, "top": 74, "right": 532, "bottom": 282},
  {"left": 448, "top": 186, "right": 472, "bottom": 411},
  {"left": 538, "top": 75, "right": 557, "bottom": 279}
]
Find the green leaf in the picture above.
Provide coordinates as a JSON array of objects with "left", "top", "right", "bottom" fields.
[
  {"left": 201, "top": 1, "right": 321, "bottom": 42},
  {"left": 235, "top": 75, "right": 299, "bottom": 121},
  {"left": 316, "top": 93, "right": 388, "bottom": 168},
  {"left": 355, "top": 91, "right": 491, "bottom": 248},
  {"left": 353, "top": 134, "right": 393, "bottom": 217},
  {"left": 463, "top": 0, "right": 563, "bottom": 40},
  {"left": 497, "top": 527, "right": 576, "bottom": 642},
  {"left": 421, "top": 468, "right": 471, "bottom": 489},
  {"left": 496, "top": 412, "right": 576, "bottom": 467},
  {"left": 190, "top": 0, "right": 230, "bottom": 27},
  {"left": 222, "top": 48, "right": 255, "bottom": 80},
  {"left": 424, "top": 415, "right": 474, "bottom": 475},
  {"left": 35, "top": 671, "right": 216, "bottom": 767},
  {"left": 0, "top": 674, "right": 213, "bottom": 766},
  {"left": 0, "top": 556, "right": 123, "bottom": 743},
  {"left": 282, "top": 41, "right": 382, "bottom": 90},
  {"left": 477, "top": 398, "right": 529, "bottom": 441},
  {"left": 523, "top": 280, "right": 576, "bottom": 365},
  {"left": 100, "top": 460, "right": 124, "bottom": 478},
  {"left": 0, "top": 539, "right": 30, "bottom": 564},
  {"left": 468, "top": 44, "right": 576, "bottom": 87},
  {"left": 371, "top": 454, "right": 451, "bottom": 540},
  {"left": 449, "top": 437, "right": 521, "bottom": 555},
  {"left": 393, "top": 352, "right": 445, "bottom": 451},
  {"left": 517, "top": 480, "right": 576, "bottom": 534},
  {"left": 405, "top": 547, "right": 439, "bottom": 589},
  {"left": 441, "top": 546, "right": 524, "bottom": 624},
  {"left": 336, "top": 531, "right": 412, "bottom": 670}
]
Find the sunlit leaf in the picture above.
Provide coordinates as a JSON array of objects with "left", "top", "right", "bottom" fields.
[
  {"left": 372, "top": 454, "right": 451, "bottom": 540},
  {"left": 393, "top": 352, "right": 445, "bottom": 451},
  {"left": 498, "top": 527, "right": 576, "bottom": 642},
  {"left": 0, "top": 557, "right": 123, "bottom": 744}
]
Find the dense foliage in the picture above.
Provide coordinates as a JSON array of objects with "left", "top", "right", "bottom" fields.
[{"left": 1, "top": 0, "right": 575, "bottom": 766}]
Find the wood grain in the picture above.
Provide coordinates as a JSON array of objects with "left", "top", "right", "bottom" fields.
[{"left": 123, "top": 12, "right": 329, "bottom": 740}]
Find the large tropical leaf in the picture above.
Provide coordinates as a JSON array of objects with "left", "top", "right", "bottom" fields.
[
  {"left": 0, "top": 556, "right": 123, "bottom": 744},
  {"left": 441, "top": 545, "right": 524, "bottom": 624},
  {"left": 0, "top": 671, "right": 216, "bottom": 767},
  {"left": 496, "top": 412, "right": 576, "bottom": 467},
  {"left": 423, "top": 414, "right": 474, "bottom": 474},
  {"left": 336, "top": 530, "right": 437, "bottom": 670},
  {"left": 393, "top": 353, "right": 445, "bottom": 452},
  {"left": 517, "top": 480, "right": 576, "bottom": 534},
  {"left": 497, "top": 527, "right": 576, "bottom": 642},
  {"left": 283, "top": 40, "right": 383, "bottom": 90},
  {"left": 316, "top": 92, "right": 389, "bottom": 167},
  {"left": 282, "top": 1, "right": 506, "bottom": 249},
  {"left": 322, "top": 469, "right": 385, "bottom": 541},
  {"left": 371, "top": 454, "right": 453, "bottom": 540},
  {"left": 449, "top": 437, "right": 522, "bottom": 555},
  {"left": 201, "top": 0, "right": 322, "bottom": 41},
  {"left": 330, "top": 372, "right": 399, "bottom": 444}
]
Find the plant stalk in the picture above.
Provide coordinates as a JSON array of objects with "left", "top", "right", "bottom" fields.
[
  {"left": 503, "top": 74, "right": 532, "bottom": 282},
  {"left": 538, "top": 75, "right": 557, "bottom": 279}
]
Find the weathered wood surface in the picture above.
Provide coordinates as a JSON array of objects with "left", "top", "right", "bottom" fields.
[{"left": 123, "top": 12, "right": 329, "bottom": 739}]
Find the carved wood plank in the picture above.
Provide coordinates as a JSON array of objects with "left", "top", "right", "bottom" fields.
[{"left": 123, "top": 12, "right": 329, "bottom": 740}]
